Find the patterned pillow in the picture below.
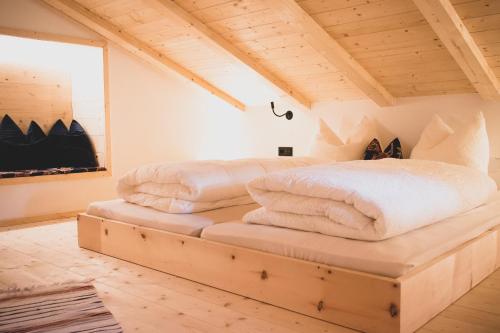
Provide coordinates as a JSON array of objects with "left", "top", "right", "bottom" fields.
[{"left": 364, "top": 138, "right": 403, "bottom": 160}]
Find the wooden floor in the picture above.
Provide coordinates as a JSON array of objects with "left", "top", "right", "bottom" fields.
[{"left": 0, "top": 220, "right": 499, "bottom": 333}]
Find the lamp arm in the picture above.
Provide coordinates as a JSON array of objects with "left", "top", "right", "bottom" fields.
[{"left": 271, "top": 102, "right": 287, "bottom": 117}]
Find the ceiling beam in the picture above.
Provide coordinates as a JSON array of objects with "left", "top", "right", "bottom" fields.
[
  {"left": 144, "top": 0, "right": 312, "bottom": 109},
  {"left": 270, "top": 0, "right": 395, "bottom": 107},
  {"left": 413, "top": 0, "right": 500, "bottom": 101},
  {"left": 41, "top": 0, "right": 246, "bottom": 111}
]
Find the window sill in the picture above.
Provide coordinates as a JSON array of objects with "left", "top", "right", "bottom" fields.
[{"left": 0, "top": 167, "right": 111, "bottom": 185}]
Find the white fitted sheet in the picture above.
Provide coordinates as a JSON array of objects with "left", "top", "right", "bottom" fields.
[
  {"left": 87, "top": 199, "right": 258, "bottom": 236},
  {"left": 201, "top": 192, "right": 500, "bottom": 278}
]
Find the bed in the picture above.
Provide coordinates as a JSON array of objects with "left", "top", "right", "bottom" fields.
[
  {"left": 202, "top": 191, "right": 500, "bottom": 278},
  {"left": 78, "top": 158, "right": 500, "bottom": 333},
  {"left": 78, "top": 194, "right": 500, "bottom": 333}
]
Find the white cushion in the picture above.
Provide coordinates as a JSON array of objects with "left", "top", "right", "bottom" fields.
[
  {"left": 310, "top": 117, "right": 378, "bottom": 161},
  {"left": 346, "top": 116, "right": 379, "bottom": 145},
  {"left": 413, "top": 114, "right": 454, "bottom": 151},
  {"left": 411, "top": 113, "right": 489, "bottom": 173}
]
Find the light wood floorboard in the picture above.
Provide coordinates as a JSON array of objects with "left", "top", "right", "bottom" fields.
[{"left": 0, "top": 219, "right": 499, "bottom": 333}]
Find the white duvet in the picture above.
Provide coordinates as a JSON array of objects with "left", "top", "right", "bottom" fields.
[
  {"left": 244, "top": 159, "right": 497, "bottom": 241},
  {"left": 117, "top": 157, "right": 323, "bottom": 213}
]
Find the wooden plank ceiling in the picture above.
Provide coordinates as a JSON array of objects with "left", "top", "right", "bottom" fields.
[{"left": 42, "top": 0, "right": 500, "bottom": 109}]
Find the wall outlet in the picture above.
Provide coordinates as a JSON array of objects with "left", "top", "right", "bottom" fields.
[{"left": 278, "top": 146, "right": 293, "bottom": 156}]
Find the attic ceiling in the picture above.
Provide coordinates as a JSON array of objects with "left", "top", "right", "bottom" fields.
[{"left": 41, "top": 0, "right": 500, "bottom": 110}]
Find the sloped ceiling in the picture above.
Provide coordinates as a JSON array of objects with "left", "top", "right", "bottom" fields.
[{"left": 41, "top": 0, "right": 500, "bottom": 110}]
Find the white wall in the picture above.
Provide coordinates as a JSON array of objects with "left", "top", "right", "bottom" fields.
[{"left": 1, "top": 0, "right": 499, "bottom": 222}]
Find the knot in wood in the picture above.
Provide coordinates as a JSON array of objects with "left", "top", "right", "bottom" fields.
[
  {"left": 317, "top": 300, "right": 324, "bottom": 312},
  {"left": 260, "top": 270, "right": 268, "bottom": 280},
  {"left": 389, "top": 303, "right": 399, "bottom": 317}
]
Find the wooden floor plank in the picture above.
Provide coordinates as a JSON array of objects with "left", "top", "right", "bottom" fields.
[{"left": 1, "top": 220, "right": 500, "bottom": 333}]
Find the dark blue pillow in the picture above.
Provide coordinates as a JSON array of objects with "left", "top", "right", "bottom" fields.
[
  {"left": 0, "top": 118, "right": 98, "bottom": 171},
  {"left": 364, "top": 138, "right": 403, "bottom": 160},
  {"left": 0, "top": 115, "right": 25, "bottom": 144},
  {"left": 26, "top": 121, "right": 46, "bottom": 144},
  {"left": 46, "top": 119, "right": 97, "bottom": 168},
  {"left": 49, "top": 119, "right": 68, "bottom": 136},
  {"left": 69, "top": 119, "right": 86, "bottom": 135}
]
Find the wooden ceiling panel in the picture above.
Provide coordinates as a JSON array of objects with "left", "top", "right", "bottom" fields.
[
  {"left": 69, "top": 0, "right": 295, "bottom": 107},
  {"left": 109, "top": 8, "right": 165, "bottom": 29},
  {"left": 385, "top": 79, "right": 475, "bottom": 96},
  {"left": 187, "top": 0, "right": 269, "bottom": 23},
  {"left": 207, "top": 9, "right": 278, "bottom": 34},
  {"left": 203, "top": 15, "right": 368, "bottom": 100},
  {"left": 233, "top": 33, "right": 308, "bottom": 53},
  {"left": 463, "top": 13, "right": 500, "bottom": 33},
  {"left": 79, "top": 0, "right": 146, "bottom": 19},
  {"left": 455, "top": 0, "right": 500, "bottom": 83},
  {"left": 175, "top": 0, "right": 379, "bottom": 102},
  {"left": 220, "top": 21, "right": 297, "bottom": 45},
  {"left": 46, "top": 0, "right": 500, "bottom": 106},
  {"left": 326, "top": 11, "right": 427, "bottom": 39},
  {"left": 335, "top": 25, "right": 441, "bottom": 53},
  {"left": 297, "top": 0, "right": 384, "bottom": 15},
  {"left": 309, "top": 0, "right": 477, "bottom": 97},
  {"left": 175, "top": 0, "right": 234, "bottom": 13},
  {"left": 452, "top": 0, "right": 500, "bottom": 19},
  {"left": 310, "top": 0, "right": 416, "bottom": 27}
]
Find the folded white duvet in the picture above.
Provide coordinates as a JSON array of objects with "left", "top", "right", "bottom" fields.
[
  {"left": 244, "top": 159, "right": 497, "bottom": 240},
  {"left": 117, "top": 157, "right": 323, "bottom": 213}
]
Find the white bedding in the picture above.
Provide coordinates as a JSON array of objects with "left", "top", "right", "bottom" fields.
[
  {"left": 202, "top": 192, "right": 500, "bottom": 277},
  {"left": 87, "top": 199, "right": 258, "bottom": 236},
  {"left": 117, "top": 157, "right": 322, "bottom": 213},
  {"left": 245, "top": 159, "right": 497, "bottom": 240}
]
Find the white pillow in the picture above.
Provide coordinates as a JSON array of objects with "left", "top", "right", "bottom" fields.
[
  {"left": 310, "top": 117, "right": 378, "bottom": 161},
  {"left": 346, "top": 116, "right": 379, "bottom": 145},
  {"left": 412, "top": 114, "right": 453, "bottom": 151},
  {"left": 411, "top": 113, "right": 489, "bottom": 173}
]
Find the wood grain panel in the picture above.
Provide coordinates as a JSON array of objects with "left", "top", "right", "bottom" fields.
[
  {"left": 0, "top": 64, "right": 72, "bottom": 132},
  {"left": 301, "top": 0, "right": 479, "bottom": 97},
  {"left": 50, "top": 0, "right": 500, "bottom": 102},
  {"left": 78, "top": 214, "right": 401, "bottom": 333}
]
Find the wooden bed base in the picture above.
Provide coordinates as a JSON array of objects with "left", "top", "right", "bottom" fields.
[{"left": 77, "top": 213, "right": 500, "bottom": 333}]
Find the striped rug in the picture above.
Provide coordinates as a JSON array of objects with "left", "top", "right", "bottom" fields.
[{"left": 0, "top": 282, "right": 122, "bottom": 332}]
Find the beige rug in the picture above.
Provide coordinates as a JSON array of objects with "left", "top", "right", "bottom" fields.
[{"left": 0, "top": 282, "right": 122, "bottom": 333}]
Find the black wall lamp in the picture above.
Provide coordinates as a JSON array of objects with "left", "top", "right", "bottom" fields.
[{"left": 270, "top": 101, "right": 293, "bottom": 120}]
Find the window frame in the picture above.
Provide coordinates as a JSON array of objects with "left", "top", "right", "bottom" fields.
[{"left": 0, "top": 27, "right": 112, "bottom": 185}]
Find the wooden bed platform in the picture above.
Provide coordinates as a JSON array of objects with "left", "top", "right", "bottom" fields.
[{"left": 77, "top": 213, "right": 500, "bottom": 333}]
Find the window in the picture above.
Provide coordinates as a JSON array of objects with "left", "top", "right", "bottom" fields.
[{"left": 0, "top": 29, "right": 110, "bottom": 183}]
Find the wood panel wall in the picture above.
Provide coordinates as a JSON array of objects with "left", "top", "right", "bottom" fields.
[{"left": 0, "top": 63, "right": 73, "bottom": 132}]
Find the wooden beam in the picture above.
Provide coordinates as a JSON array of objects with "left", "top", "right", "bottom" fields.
[
  {"left": 0, "top": 26, "right": 105, "bottom": 47},
  {"left": 41, "top": 0, "right": 246, "bottom": 111},
  {"left": 144, "top": 0, "right": 311, "bottom": 109},
  {"left": 269, "top": 0, "right": 395, "bottom": 107},
  {"left": 413, "top": 0, "right": 500, "bottom": 101}
]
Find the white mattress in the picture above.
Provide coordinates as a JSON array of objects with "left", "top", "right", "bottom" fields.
[
  {"left": 201, "top": 192, "right": 500, "bottom": 278},
  {"left": 87, "top": 199, "right": 258, "bottom": 236}
]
